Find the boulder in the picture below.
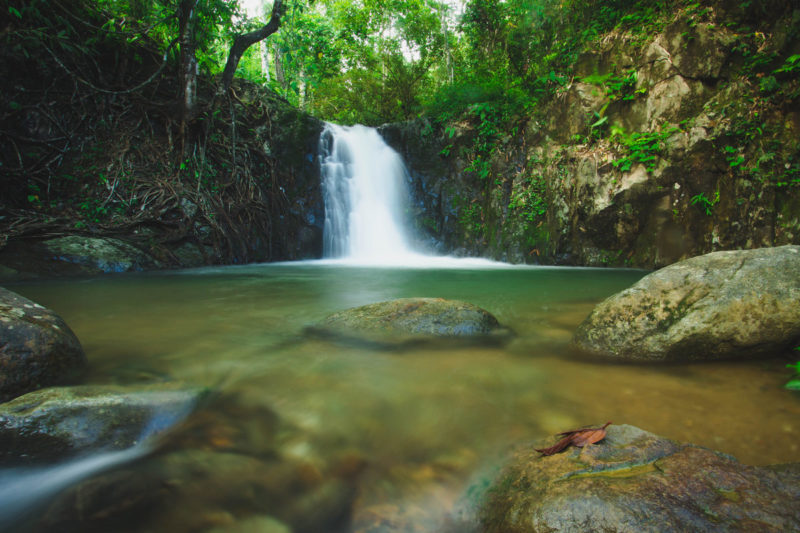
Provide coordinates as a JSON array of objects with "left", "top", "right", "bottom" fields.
[
  {"left": 0, "top": 384, "right": 207, "bottom": 464},
  {"left": 307, "top": 298, "right": 509, "bottom": 348},
  {"left": 42, "top": 236, "right": 158, "bottom": 274},
  {"left": 0, "top": 288, "right": 86, "bottom": 402},
  {"left": 571, "top": 246, "right": 800, "bottom": 362},
  {"left": 477, "top": 424, "right": 800, "bottom": 533}
]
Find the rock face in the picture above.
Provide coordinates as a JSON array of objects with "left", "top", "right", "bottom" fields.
[
  {"left": 381, "top": 5, "right": 800, "bottom": 267},
  {"left": 308, "top": 298, "right": 508, "bottom": 348},
  {"left": 0, "top": 288, "right": 86, "bottom": 402},
  {"left": 0, "top": 384, "right": 207, "bottom": 464},
  {"left": 571, "top": 246, "right": 800, "bottom": 362},
  {"left": 478, "top": 424, "right": 800, "bottom": 533}
]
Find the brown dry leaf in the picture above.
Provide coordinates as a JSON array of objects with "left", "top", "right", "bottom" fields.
[{"left": 536, "top": 422, "right": 612, "bottom": 456}]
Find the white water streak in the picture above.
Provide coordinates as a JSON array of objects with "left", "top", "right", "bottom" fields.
[{"left": 320, "top": 123, "right": 418, "bottom": 262}]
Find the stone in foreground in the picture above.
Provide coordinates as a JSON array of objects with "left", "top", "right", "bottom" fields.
[
  {"left": 572, "top": 245, "right": 800, "bottom": 362},
  {"left": 0, "top": 384, "right": 207, "bottom": 464},
  {"left": 308, "top": 297, "right": 509, "bottom": 348},
  {"left": 477, "top": 424, "right": 800, "bottom": 533},
  {"left": 0, "top": 287, "right": 87, "bottom": 402}
]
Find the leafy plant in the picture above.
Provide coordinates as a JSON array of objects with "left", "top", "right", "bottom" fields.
[
  {"left": 774, "top": 54, "right": 800, "bottom": 75},
  {"left": 611, "top": 124, "right": 678, "bottom": 173},
  {"left": 786, "top": 348, "right": 800, "bottom": 391},
  {"left": 690, "top": 191, "right": 720, "bottom": 215}
]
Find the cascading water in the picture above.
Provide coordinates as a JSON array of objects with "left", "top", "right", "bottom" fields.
[
  {"left": 319, "top": 123, "right": 417, "bottom": 263},
  {"left": 318, "top": 123, "right": 502, "bottom": 268}
]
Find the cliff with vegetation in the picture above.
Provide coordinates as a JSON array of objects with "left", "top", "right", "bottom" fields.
[
  {"left": 384, "top": 1, "right": 800, "bottom": 267},
  {"left": 0, "top": 0, "right": 323, "bottom": 278}
]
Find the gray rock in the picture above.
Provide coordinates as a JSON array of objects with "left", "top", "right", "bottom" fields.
[
  {"left": 477, "top": 424, "right": 800, "bottom": 533},
  {"left": 0, "top": 384, "right": 207, "bottom": 463},
  {"left": 308, "top": 297, "right": 510, "bottom": 348},
  {"left": 0, "top": 288, "right": 86, "bottom": 402},
  {"left": 42, "top": 236, "right": 158, "bottom": 274},
  {"left": 571, "top": 246, "right": 800, "bottom": 362}
]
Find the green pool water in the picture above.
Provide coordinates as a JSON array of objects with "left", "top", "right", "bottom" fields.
[{"left": 6, "top": 262, "right": 800, "bottom": 532}]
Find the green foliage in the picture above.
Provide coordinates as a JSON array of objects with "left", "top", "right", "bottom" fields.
[
  {"left": 508, "top": 171, "right": 547, "bottom": 222},
  {"left": 774, "top": 54, "right": 800, "bottom": 75},
  {"left": 611, "top": 124, "right": 678, "bottom": 173},
  {"left": 690, "top": 190, "right": 720, "bottom": 215},
  {"left": 582, "top": 69, "right": 646, "bottom": 102},
  {"left": 458, "top": 201, "right": 484, "bottom": 235},
  {"left": 786, "top": 349, "right": 800, "bottom": 391}
]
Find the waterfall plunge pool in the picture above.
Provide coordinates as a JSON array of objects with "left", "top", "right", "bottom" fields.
[{"left": 5, "top": 261, "right": 800, "bottom": 532}]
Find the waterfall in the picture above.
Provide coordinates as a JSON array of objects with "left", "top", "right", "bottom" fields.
[{"left": 319, "top": 123, "right": 417, "bottom": 263}]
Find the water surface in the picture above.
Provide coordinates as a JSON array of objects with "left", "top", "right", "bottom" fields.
[{"left": 7, "top": 263, "right": 800, "bottom": 532}]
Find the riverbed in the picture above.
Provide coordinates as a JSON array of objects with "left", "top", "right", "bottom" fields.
[{"left": 6, "top": 261, "right": 800, "bottom": 532}]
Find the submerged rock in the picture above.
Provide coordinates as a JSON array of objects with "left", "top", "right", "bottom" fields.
[
  {"left": 571, "top": 246, "right": 800, "bottom": 362},
  {"left": 0, "top": 384, "right": 207, "bottom": 464},
  {"left": 36, "top": 449, "right": 356, "bottom": 533},
  {"left": 0, "top": 288, "right": 86, "bottom": 402},
  {"left": 308, "top": 298, "right": 509, "bottom": 348},
  {"left": 477, "top": 424, "right": 800, "bottom": 533}
]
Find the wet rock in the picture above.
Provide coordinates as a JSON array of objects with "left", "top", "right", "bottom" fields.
[
  {"left": 0, "top": 383, "right": 207, "bottom": 464},
  {"left": 42, "top": 236, "right": 158, "bottom": 274},
  {"left": 477, "top": 424, "right": 800, "bottom": 533},
  {"left": 308, "top": 298, "right": 510, "bottom": 348},
  {"left": 0, "top": 288, "right": 86, "bottom": 402},
  {"left": 571, "top": 246, "right": 800, "bottom": 362},
  {"left": 37, "top": 448, "right": 356, "bottom": 533}
]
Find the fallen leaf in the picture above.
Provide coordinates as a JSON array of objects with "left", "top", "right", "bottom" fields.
[{"left": 536, "top": 422, "right": 612, "bottom": 456}]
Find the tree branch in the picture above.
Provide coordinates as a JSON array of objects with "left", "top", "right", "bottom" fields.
[{"left": 220, "top": 0, "right": 286, "bottom": 92}]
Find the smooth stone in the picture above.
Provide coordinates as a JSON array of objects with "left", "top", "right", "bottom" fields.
[
  {"left": 0, "top": 287, "right": 86, "bottom": 402},
  {"left": 0, "top": 383, "right": 207, "bottom": 464},
  {"left": 571, "top": 246, "right": 800, "bottom": 361},
  {"left": 308, "top": 297, "right": 511, "bottom": 349}
]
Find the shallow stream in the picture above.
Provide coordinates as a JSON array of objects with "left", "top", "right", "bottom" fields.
[{"left": 7, "top": 262, "right": 800, "bottom": 532}]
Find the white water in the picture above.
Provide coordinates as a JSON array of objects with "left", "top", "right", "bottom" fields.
[
  {"left": 319, "top": 123, "right": 420, "bottom": 264},
  {"left": 318, "top": 123, "right": 509, "bottom": 268},
  {"left": 0, "top": 446, "right": 151, "bottom": 530}
]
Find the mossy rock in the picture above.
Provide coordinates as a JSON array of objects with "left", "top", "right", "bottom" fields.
[
  {"left": 0, "top": 287, "right": 87, "bottom": 402},
  {"left": 0, "top": 383, "right": 207, "bottom": 464},
  {"left": 42, "top": 236, "right": 158, "bottom": 274},
  {"left": 307, "top": 298, "right": 511, "bottom": 349},
  {"left": 571, "top": 246, "right": 800, "bottom": 362},
  {"left": 477, "top": 424, "right": 800, "bottom": 532}
]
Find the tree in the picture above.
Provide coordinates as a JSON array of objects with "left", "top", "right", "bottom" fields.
[{"left": 220, "top": 0, "right": 287, "bottom": 92}]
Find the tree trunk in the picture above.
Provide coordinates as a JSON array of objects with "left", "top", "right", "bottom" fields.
[
  {"left": 178, "top": 0, "right": 199, "bottom": 145},
  {"left": 274, "top": 41, "right": 285, "bottom": 89},
  {"left": 440, "top": 4, "right": 453, "bottom": 83},
  {"left": 221, "top": 0, "right": 286, "bottom": 92},
  {"left": 260, "top": 40, "right": 271, "bottom": 83}
]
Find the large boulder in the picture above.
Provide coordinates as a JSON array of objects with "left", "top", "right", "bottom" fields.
[
  {"left": 571, "top": 246, "right": 800, "bottom": 362},
  {"left": 307, "top": 298, "right": 509, "bottom": 348},
  {"left": 0, "top": 384, "right": 207, "bottom": 464},
  {"left": 477, "top": 424, "right": 800, "bottom": 533},
  {"left": 42, "top": 236, "right": 158, "bottom": 274},
  {"left": 0, "top": 288, "right": 87, "bottom": 402}
]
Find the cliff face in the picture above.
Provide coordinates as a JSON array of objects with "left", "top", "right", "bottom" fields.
[{"left": 383, "top": 2, "right": 800, "bottom": 267}]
